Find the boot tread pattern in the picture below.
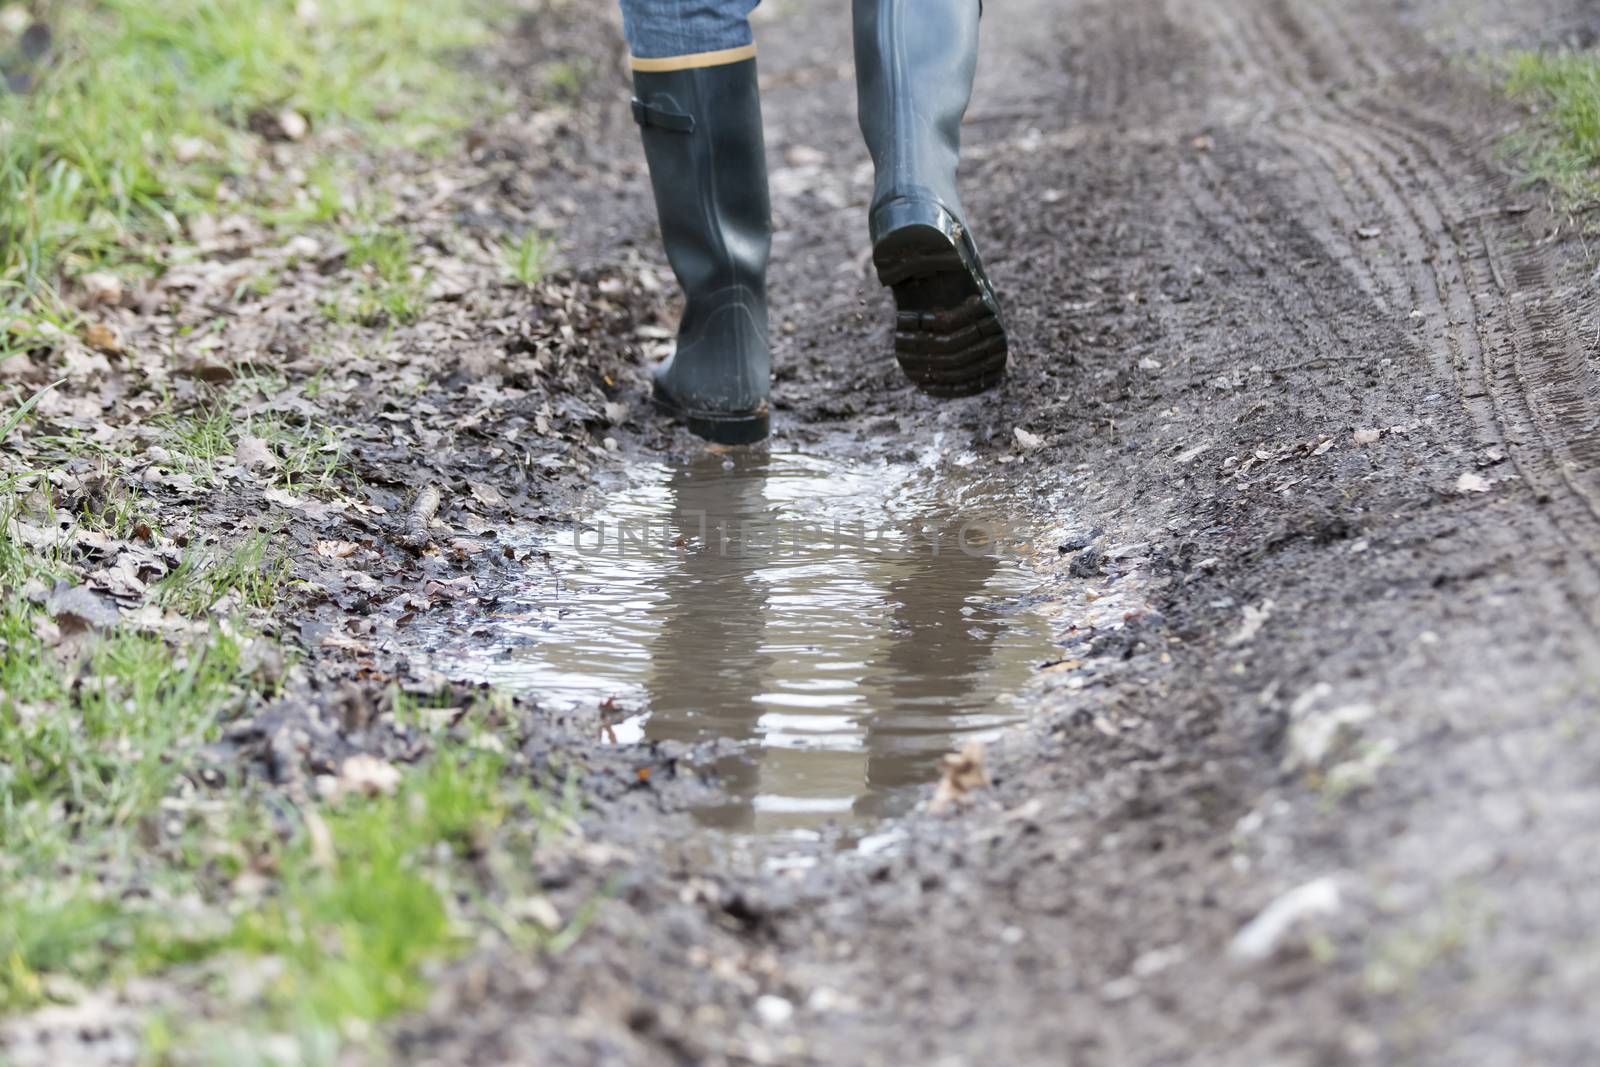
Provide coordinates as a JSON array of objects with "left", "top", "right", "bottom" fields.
[{"left": 874, "top": 229, "right": 1009, "bottom": 398}]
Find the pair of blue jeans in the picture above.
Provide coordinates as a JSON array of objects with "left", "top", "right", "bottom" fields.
[{"left": 618, "top": 0, "right": 760, "bottom": 60}]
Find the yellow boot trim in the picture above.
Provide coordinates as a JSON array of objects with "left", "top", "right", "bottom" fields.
[{"left": 631, "top": 44, "right": 756, "bottom": 73}]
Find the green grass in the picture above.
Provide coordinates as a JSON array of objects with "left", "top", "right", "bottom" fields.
[
  {"left": 230, "top": 751, "right": 516, "bottom": 1030},
  {"left": 2, "top": 438, "right": 565, "bottom": 1036},
  {"left": 156, "top": 402, "right": 237, "bottom": 478},
  {"left": 0, "top": 380, "right": 60, "bottom": 447},
  {"left": 149, "top": 398, "right": 347, "bottom": 489},
  {"left": 0, "top": 593, "right": 262, "bottom": 1013},
  {"left": 0, "top": 606, "right": 255, "bottom": 853},
  {"left": 157, "top": 529, "right": 293, "bottom": 616},
  {"left": 1506, "top": 49, "right": 1600, "bottom": 205},
  {"left": 2, "top": 741, "right": 560, "bottom": 1032},
  {"left": 331, "top": 226, "right": 428, "bottom": 326},
  {"left": 0, "top": 0, "right": 499, "bottom": 329},
  {"left": 503, "top": 231, "right": 556, "bottom": 288}
]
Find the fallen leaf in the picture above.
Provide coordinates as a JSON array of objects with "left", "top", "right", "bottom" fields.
[
  {"left": 467, "top": 480, "right": 504, "bottom": 509},
  {"left": 930, "top": 741, "right": 990, "bottom": 814},
  {"left": 314, "top": 540, "right": 360, "bottom": 559},
  {"left": 263, "top": 488, "right": 304, "bottom": 509},
  {"left": 234, "top": 435, "right": 279, "bottom": 471},
  {"left": 83, "top": 322, "right": 124, "bottom": 354},
  {"left": 46, "top": 583, "right": 120, "bottom": 634}
]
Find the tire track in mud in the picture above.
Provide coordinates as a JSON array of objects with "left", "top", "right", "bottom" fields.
[
  {"left": 1206, "top": 0, "right": 1600, "bottom": 627},
  {"left": 1157, "top": 2, "right": 1600, "bottom": 1057}
]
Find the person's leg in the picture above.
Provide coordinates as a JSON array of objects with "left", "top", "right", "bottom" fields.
[
  {"left": 618, "top": 0, "right": 759, "bottom": 61},
  {"left": 619, "top": 0, "right": 773, "bottom": 444},
  {"left": 854, "top": 0, "right": 1008, "bottom": 396}
]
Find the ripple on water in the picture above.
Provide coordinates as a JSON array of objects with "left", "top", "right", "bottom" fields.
[{"left": 428, "top": 449, "right": 1062, "bottom": 833}]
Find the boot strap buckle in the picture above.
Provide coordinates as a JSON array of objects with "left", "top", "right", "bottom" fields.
[{"left": 631, "top": 97, "right": 696, "bottom": 134}]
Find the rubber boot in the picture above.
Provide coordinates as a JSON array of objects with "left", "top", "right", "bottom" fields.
[
  {"left": 854, "top": 0, "right": 1008, "bottom": 395},
  {"left": 631, "top": 57, "right": 773, "bottom": 445}
]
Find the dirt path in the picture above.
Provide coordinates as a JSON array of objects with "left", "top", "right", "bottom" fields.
[
  {"left": 370, "top": 0, "right": 1600, "bottom": 1063},
  {"left": 6, "top": 0, "right": 1591, "bottom": 1060},
  {"left": 3, "top": 0, "right": 1587, "bottom": 1062}
]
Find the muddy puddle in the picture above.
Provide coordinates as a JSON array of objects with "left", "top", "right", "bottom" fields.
[{"left": 427, "top": 448, "right": 1062, "bottom": 834}]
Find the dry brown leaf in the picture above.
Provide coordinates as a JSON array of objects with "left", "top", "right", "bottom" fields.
[
  {"left": 83, "top": 322, "right": 124, "bottom": 354},
  {"left": 930, "top": 741, "right": 990, "bottom": 815},
  {"left": 314, "top": 539, "right": 360, "bottom": 559}
]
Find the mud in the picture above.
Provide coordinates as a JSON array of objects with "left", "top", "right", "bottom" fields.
[{"left": 382, "top": 0, "right": 1600, "bottom": 1063}]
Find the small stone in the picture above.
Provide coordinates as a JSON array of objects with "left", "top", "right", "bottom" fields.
[
  {"left": 284, "top": 235, "right": 321, "bottom": 259},
  {"left": 784, "top": 144, "right": 827, "bottom": 167},
  {"left": 172, "top": 135, "right": 208, "bottom": 163},
  {"left": 754, "top": 994, "right": 794, "bottom": 1027},
  {"left": 277, "top": 108, "right": 309, "bottom": 142},
  {"left": 336, "top": 755, "right": 402, "bottom": 798}
]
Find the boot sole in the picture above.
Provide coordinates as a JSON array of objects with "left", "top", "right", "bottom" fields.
[
  {"left": 873, "top": 223, "right": 1008, "bottom": 397},
  {"left": 652, "top": 392, "right": 771, "bottom": 446}
]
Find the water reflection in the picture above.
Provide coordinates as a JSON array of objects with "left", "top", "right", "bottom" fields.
[
  {"left": 643, "top": 451, "right": 777, "bottom": 830},
  {"left": 435, "top": 450, "right": 1057, "bottom": 833}
]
